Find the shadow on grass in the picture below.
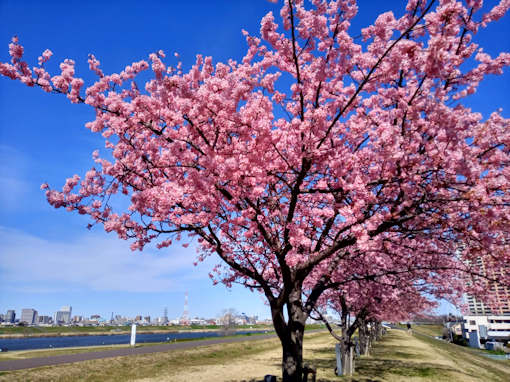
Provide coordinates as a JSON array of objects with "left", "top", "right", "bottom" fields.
[
  {"left": 226, "top": 331, "right": 503, "bottom": 382},
  {"left": 356, "top": 358, "right": 447, "bottom": 377},
  {"left": 304, "top": 336, "right": 481, "bottom": 382}
]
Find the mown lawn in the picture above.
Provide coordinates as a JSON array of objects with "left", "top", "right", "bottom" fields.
[{"left": 412, "top": 324, "right": 444, "bottom": 337}]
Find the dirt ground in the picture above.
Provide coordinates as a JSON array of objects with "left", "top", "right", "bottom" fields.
[{"left": 134, "top": 333, "right": 335, "bottom": 382}]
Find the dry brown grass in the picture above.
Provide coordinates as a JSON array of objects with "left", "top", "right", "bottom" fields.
[
  {"left": 1, "top": 329, "right": 509, "bottom": 381},
  {"left": 342, "top": 330, "right": 510, "bottom": 382},
  {"left": 0, "top": 333, "right": 326, "bottom": 381},
  {"left": 412, "top": 324, "right": 444, "bottom": 337},
  {"left": 0, "top": 344, "right": 131, "bottom": 362}
]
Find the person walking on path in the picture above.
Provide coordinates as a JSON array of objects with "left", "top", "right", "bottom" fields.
[{"left": 407, "top": 323, "right": 412, "bottom": 335}]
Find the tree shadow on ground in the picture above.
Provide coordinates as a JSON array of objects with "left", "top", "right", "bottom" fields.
[
  {"left": 304, "top": 341, "right": 482, "bottom": 382},
  {"left": 226, "top": 333, "right": 490, "bottom": 382}
]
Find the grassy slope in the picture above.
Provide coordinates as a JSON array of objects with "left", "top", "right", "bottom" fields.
[
  {"left": 413, "top": 332, "right": 510, "bottom": 381},
  {"left": 0, "top": 332, "right": 302, "bottom": 381},
  {"left": 412, "top": 324, "right": 444, "bottom": 337},
  {"left": 0, "top": 345, "right": 132, "bottom": 362},
  {"left": 350, "top": 330, "right": 510, "bottom": 382},
  {"left": 0, "top": 330, "right": 280, "bottom": 362},
  {"left": 1, "top": 329, "right": 508, "bottom": 381},
  {"left": 302, "top": 329, "right": 510, "bottom": 382}
]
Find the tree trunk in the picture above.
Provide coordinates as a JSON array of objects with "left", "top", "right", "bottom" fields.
[
  {"left": 338, "top": 307, "right": 355, "bottom": 376},
  {"left": 369, "top": 321, "right": 377, "bottom": 344},
  {"left": 358, "top": 319, "right": 370, "bottom": 356},
  {"left": 282, "top": 330, "right": 304, "bottom": 382},
  {"left": 375, "top": 321, "right": 383, "bottom": 340},
  {"left": 272, "top": 288, "right": 307, "bottom": 382},
  {"left": 340, "top": 339, "right": 354, "bottom": 376}
]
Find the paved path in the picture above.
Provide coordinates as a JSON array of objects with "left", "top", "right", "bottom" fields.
[{"left": 0, "top": 333, "right": 280, "bottom": 372}]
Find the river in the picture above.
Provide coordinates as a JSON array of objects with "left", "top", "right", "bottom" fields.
[{"left": 0, "top": 330, "right": 267, "bottom": 351}]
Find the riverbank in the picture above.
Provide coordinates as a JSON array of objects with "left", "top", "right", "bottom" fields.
[
  {"left": 0, "top": 344, "right": 132, "bottom": 362},
  {"left": 0, "top": 331, "right": 290, "bottom": 377},
  {"left": 0, "top": 331, "right": 280, "bottom": 360},
  {"left": 1, "top": 328, "right": 509, "bottom": 381},
  {"left": 0, "top": 329, "right": 277, "bottom": 352},
  {"left": 0, "top": 325, "right": 275, "bottom": 339}
]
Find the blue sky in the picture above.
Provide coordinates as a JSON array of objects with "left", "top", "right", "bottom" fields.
[{"left": 0, "top": 0, "right": 508, "bottom": 321}]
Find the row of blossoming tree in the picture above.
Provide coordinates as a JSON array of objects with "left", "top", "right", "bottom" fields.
[
  {"left": 2, "top": 0, "right": 510, "bottom": 380},
  {"left": 311, "top": 241, "right": 463, "bottom": 375}
]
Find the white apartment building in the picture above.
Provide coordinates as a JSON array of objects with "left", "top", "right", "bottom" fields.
[
  {"left": 54, "top": 306, "right": 72, "bottom": 324},
  {"left": 462, "top": 315, "right": 510, "bottom": 342}
]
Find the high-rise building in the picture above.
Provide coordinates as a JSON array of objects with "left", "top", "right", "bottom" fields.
[
  {"left": 465, "top": 259, "right": 510, "bottom": 316},
  {"left": 54, "top": 306, "right": 72, "bottom": 324},
  {"left": 61, "top": 306, "right": 72, "bottom": 323},
  {"left": 163, "top": 307, "right": 168, "bottom": 324},
  {"left": 54, "top": 311, "right": 64, "bottom": 324},
  {"left": 38, "top": 315, "right": 52, "bottom": 324},
  {"left": 21, "top": 309, "right": 38, "bottom": 325},
  {"left": 6, "top": 310, "right": 15, "bottom": 323}
]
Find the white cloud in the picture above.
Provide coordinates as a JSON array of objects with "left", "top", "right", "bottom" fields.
[
  {"left": 0, "top": 176, "right": 31, "bottom": 208},
  {"left": 0, "top": 227, "right": 206, "bottom": 293},
  {"left": 0, "top": 145, "right": 32, "bottom": 211}
]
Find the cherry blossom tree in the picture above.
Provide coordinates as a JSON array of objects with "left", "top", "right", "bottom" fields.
[
  {"left": 313, "top": 271, "right": 442, "bottom": 375},
  {"left": 2, "top": 0, "right": 510, "bottom": 380}
]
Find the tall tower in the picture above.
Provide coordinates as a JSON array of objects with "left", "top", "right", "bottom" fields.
[
  {"left": 163, "top": 307, "right": 168, "bottom": 324},
  {"left": 181, "top": 292, "right": 190, "bottom": 325},
  {"left": 465, "top": 259, "right": 510, "bottom": 315}
]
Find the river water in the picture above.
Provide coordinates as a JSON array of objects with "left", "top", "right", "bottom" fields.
[{"left": 0, "top": 330, "right": 267, "bottom": 351}]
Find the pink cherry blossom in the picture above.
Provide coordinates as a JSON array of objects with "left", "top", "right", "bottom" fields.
[{"left": 2, "top": 1, "right": 509, "bottom": 381}]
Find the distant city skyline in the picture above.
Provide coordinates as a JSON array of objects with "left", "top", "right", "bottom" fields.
[
  {"left": 1, "top": 295, "right": 267, "bottom": 322},
  {"left": 0, "top": 1, "right": 506, "bottom": 320},
  {"left": 0, "top": 289, "right": 461, "bottom": 322},
  {"left": 2, "top": 305, "right": 262, "bottom": 326},
  {"left": 0, "top": 226, "right": 272, "bottom": 320}
]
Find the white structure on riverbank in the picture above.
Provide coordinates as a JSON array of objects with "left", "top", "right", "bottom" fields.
[
  {"left": 54, "top": 306, "right": 72, "bottom": 324},
  {"left": 462, "top": 315, "right": 510, "bottom": 346}
]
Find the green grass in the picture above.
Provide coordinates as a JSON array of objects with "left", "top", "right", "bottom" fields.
[
  {"left": 0, "top": 345, "right": 130, "bottom": 361},
  {"left": 413, "top": 331, "right": 510, "bottom": 380},
  {"left": 396, "top": 323, "right": 445, "bottom": 337},
  {"left": 415, "top": 331, "right": 509, "bottom": 361},
  {"left": 0, "top": 331, "right": 334, "bottom": 381},
  {"left": 2, "top": 329, "right": 509, "bottom": 382},
  {"left": 0, "top": 324, "right": 277, "bottom": 337},
  {"left": 0, "top": 329, "right": 280, "bottom": 363},
  {"left": 413, "top": 324, "right": 445, "bottom": 337},
  {"left": 305, "top": 323, "right": 326, "bottom": 331},
  {"left": 305, "top": 329, "right": 510, "bottom": 382},
  {"left": 5, "top": 328, "right": 506, "bottom": 382}
]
